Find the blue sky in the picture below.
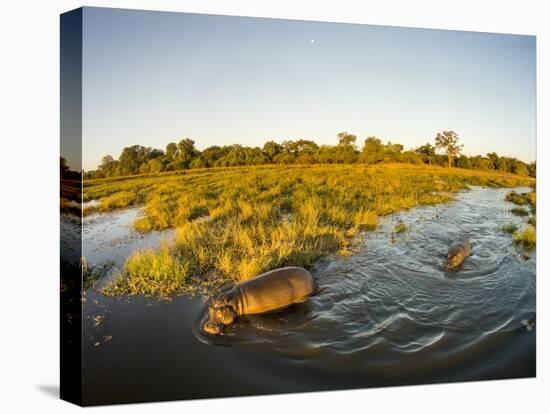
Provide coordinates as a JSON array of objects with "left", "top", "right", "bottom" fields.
[{"left": 82, "top": 7, "right": 536, "bottom": 170}]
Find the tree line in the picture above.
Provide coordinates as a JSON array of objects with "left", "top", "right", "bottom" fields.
[{"left": 83, "top": 131, "right": 535, "bottom": 179}]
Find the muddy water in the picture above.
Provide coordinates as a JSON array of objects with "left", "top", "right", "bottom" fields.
[{"left": 81, "top": 187, "right": 535, "bottom": 405}]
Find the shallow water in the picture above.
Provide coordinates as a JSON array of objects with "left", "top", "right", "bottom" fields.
[
  {"left": 81, "top": 186, "right": 535, "bottom": 405},
  {"left": 82, "top": 208, "right": 175, "bottom": 282}
]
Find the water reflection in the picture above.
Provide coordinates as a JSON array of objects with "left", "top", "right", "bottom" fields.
[{"left": 82, "top": 207, "right": 175, "bottom": 283}]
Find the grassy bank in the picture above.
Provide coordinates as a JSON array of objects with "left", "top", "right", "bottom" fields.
[
  {"left": 84, "top": 163, "right": 533, "bottom": 296},
  {"left": 503, "top": 189, "right": 536, "bottom": 249}
]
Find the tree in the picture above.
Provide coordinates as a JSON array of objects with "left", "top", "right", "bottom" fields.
[
  {"left": 60, "top": 157, "right": 70, "bottom": 177},
  {"left": 513, "top": 162, "right": 529, "bottom": 176},
  {"left": 332, "top": 145, "right": 358, "bottom": 163},
  {"left": 527, "top": 162, "right": 536, "bottom": 178},
  {"left": 118, "top": 146, "right": 142, "bottom": 175},
  {"left": 174, "top": 138, "right": 197, "bottom": 169},
  {"left": 435, "top": 131, "right": 462, "bottom": 168},
  {"left": 221, "top": 144, "right": 263, "bottom": 167},
  {"left": 201, "top": 146, "right": 225, "bottom": 167},
  {"left": 361, "top": 137, "right": 384, "bottom": 164},
  {"left": 470, "top": 155, "right": 491, "bottom": 170},
  {"left": 337, "top": 131, "right": 357, "bottom": 147},
  {"left": 486, "top": 152, "right": 499, "bottom": 170},
  {"left": 262, "top": 141, "right": 283, "bottom": 161},
  {"left": 84, "top": 133, "right": 532, "bottom": 179},
  {"left": 316, "top": 145, "right": 336, "bottom": 164},
  {"left": 98, "top": 155, "right": 115, "bottom": 176},
  {"left": 456, "top": 155, "right": 472, "bottom": 169},
  {"left": 247, "top": 147, "right": 269, "bottom": 165},
  {"left": 165, "top": 142, "right": 178, "bottom": 161},
  {"left": 164, "top": 142, "right": 178, "bottom": 170},
  {"left": 383, "top": 141, "right": 404, "bottom": 162},
  {"left": 401, "top": 151, "right": 423, "bottom": 165},
  {"left": 146, "top": 158, "right": 165, "bottom": 173},
  {"left": 282, "top": 139, "right": 319, "bottom": 156},
  {"left": 189, "top": 157, "right": 207, "bottom": 169},
  {"left": 116, "top": 145, "right": 164, "bottom": 175},
  {"left": 415, "top": 143, "right": 436, "bottom": 165}
]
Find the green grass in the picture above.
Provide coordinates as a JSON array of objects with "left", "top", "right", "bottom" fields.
[
  {"left": 500, "top": 224, "right": 518, "bottom": 234},
  {"left": 83, "top": 191, "right": 143, "bottom": 215},
  {"left": 392, "top": 223, "right": 408, "bottom": 233},
  {"left": 83, "top": 163, "right": 533, "bottom": 296},
  {"left": 103, "top": 245, "right": 194, "bottom": 296},
  {"left": 505, "top": 190, "right": 536, "bottom": 217},
  {"left": 511, "top": 207, "right": 529, "bottom": 217},
  {"left": 505, "top": 191, "right": 529, "bottom": 206},
  {"left": 502, "top": 189, "right": 536, "bottom": 248},
  {"left": 513, "top": 226, "right": 536, "bottom": 248}
]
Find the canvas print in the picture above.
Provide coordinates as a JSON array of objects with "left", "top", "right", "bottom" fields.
[{"left": 60, "top": 7, "right": 536, "bottom": 406}]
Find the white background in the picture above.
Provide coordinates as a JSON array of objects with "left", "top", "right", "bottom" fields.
[{"left": 0, "top": 0, "right": 547, "bottom": 412}]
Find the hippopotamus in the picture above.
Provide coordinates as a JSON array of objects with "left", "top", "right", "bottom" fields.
[
  {"left": 202, "top": 266, "right": 315, "bottom": 335},
  {"left": 444, "top": 239, "right": 472, "bottom": 269}
]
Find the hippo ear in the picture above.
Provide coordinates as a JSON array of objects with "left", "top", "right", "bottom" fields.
[
  {"left": 211, "top": 296, "right": 230, "bottom": 309},
  {"left": 218, "top": 281, "right": 234, "bottom": 295}
]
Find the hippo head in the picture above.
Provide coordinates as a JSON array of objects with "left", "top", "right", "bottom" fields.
[
  {"left": 203, "top": 299, "right": 237, "bottom": 335},
  {"left": 445, "top": 249, "right": 462, "bottom": 269}
]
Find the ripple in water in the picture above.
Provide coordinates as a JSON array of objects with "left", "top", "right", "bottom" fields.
[
  {"left": 81, "top": 186, "right": 536, "bottom": 404},
  {"left": 203, "top": 187, "right": 536, "bottom": 366}
]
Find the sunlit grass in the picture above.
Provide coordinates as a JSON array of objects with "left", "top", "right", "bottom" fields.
[
  {"left": 83, "top": 191, "right": 142, "bottom": 215},
  {"left": 505, "top": 191, "right": 529, "bottom": 206},
  {"left": 502, "top": 189, "right": 536, "bottom": 248},
  {"left": 505, "top": 190, "right": 536, "bottom": 216},
  {"left": 528, "top": 192, "right": 536, "bottom": 210},
  {"left": 83, "top": 163, "right": 533, "bottom": 296},
  {"left": 512, "top": 226, "right": 536, "bottom": 248},
  {"left": 103, "top": 245, "right": 194, "bottom": 296}
]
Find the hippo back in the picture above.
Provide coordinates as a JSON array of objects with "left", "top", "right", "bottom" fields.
[
  {"left": 450, "top": 239, "right": 471, "bottom": 256},
  {"left": 237, "top": 267, "right": 315, "bottom": 315}
]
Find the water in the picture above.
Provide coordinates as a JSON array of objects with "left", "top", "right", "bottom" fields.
[
  {"left": 81, "top": 187, "right": 535, "bottom": 405},
  {"left": 82, "top": 208, "right": 175, "bottom": 283}
]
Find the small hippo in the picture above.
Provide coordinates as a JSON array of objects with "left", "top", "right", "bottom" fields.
[
  {"left": 444, "top": 239, "right": 472, "bottom": 269},
  {"left": 203, "top": 266, "right": 315, "bottom": 335}
]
